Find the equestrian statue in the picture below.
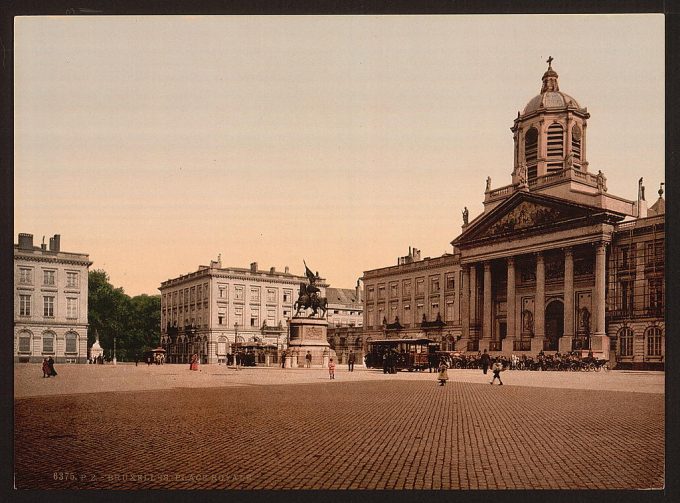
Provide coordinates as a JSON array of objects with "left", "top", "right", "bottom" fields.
[{"left": 294, "top": 260, "right": 328, "bottom": 318}]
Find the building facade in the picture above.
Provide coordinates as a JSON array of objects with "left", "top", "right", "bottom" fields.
[
  {"left": 14, "top": 233, "right": 92, "bottom": 364},
  {"left": 159, "top": 259, "right": 325, "bottom": 364},
  {"left": 362, "top": 61, "right": 664, "bottom": 368},
  {"left": 326, "top": 283, "right": 363, "bottom": 328}
]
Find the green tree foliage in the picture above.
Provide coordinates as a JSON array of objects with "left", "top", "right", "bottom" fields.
[{"left": 88, "top": 270, "right": 160, "bottom": 361}]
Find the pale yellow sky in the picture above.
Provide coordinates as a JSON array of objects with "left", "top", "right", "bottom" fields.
[{"left": 14, "top": 15, "right": 664, "bottom": 296}]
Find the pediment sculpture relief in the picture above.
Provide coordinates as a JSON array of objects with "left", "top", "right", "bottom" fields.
[{"left": 487, "top": 202, "right": 561, "bottom": 236}]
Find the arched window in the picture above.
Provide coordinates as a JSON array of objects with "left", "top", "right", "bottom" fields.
[
  {"left": 65, "top": 333, "right": 77, "bottom": 354},
  {"left": 571, "top": 124, "right": 582, "bottom": 168},
  {"left": 18, "top": 332, "right": 32, "bottom": 353},
  {"left": 43, "top": 332, "right": 55, "bottom": 354},
  {"left": 217, "top": 337, "right": 227, "bottom": 355},
  {"left": 618, "top": 327, "right": 634, "bottom": 357},
  {"left": 546, "top": 123, "right": 564, "bottom": 174},
  {"left": 645, "top": 327, "right": 662, "bottom": 357},
  {"left": 524, "top": 128, "right": 539, "bottom": 181}
]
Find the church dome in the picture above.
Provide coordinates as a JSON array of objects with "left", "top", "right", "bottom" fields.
[
  {"left": 523, "top": 91, "right": 581, "bottom": 114},
  {"left": 522, "top": 58, "right": 582, "bottom": 115}
]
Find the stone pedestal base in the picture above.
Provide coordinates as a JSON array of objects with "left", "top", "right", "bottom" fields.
[
  {"left": 590, "top": 335, "right": 610, "bottom": 360},
  {"left": 559, "top": 336, "right": 573, "bottom": 354},
  {"left": 502, "top": 338, "right": 515, "bottom": 354},
  {"left": 288, "top": 317, "right": 336, "bottom": 367},
  {"left": 531, "top": 337, "right": 545, "bottom": 354}
]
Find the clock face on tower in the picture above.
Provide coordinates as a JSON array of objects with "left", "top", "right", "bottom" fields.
[{"left": 572, "top": 125, "right": 582, "bottom": 141}]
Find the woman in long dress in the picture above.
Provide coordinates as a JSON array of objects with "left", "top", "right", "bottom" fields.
[{"left": 190, "top": 353, "right": 199, "bottom": 371}]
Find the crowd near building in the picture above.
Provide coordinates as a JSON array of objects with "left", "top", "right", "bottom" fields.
[
  {"left": 13, "top": 233, "right": 91, "bottom": 364},
  {"left": 361, "top": 60, "right": 664, "bottom": 370}
]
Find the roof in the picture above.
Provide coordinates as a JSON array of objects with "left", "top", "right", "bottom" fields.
[
  {"left": 368, "top": 338, "right": 435, "bottom": 345},
  {"left": 523, "top": 91, "right": 581, "bottom": 114},
  {"left": 649, "top": 197, "right": 665, "bottom": 216},
  {"left": 325, "top": 287, "right": 360, "bottom": 306}
]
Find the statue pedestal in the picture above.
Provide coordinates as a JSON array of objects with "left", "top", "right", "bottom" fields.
[{"left": 288, "top": 317, "right": 335, "bottom": 367}]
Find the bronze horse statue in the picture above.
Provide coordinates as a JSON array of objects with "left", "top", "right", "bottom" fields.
[{"left": 294, "top": 283, "right": 328, "bottom": 318}]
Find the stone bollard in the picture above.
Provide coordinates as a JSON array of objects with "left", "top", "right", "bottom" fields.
[
  {"left": 322, "top": 354, "right": 329, "bottom": 368},
  {"left": 285, "top": 355, "right": 293, "bottom": 369},
  {"left": 292, "top": 354, "right": 299, "bottom": 368}
]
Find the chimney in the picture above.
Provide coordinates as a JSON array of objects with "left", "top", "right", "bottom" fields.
[
  {"left": 356, "top": 279, "right": 362, "bottom": 303},
  {"left": 270, "top": 266, "right": 276, "bottom": 274},
  {"left": 250, "top": 262, "right": 258, "bottom": 272},
  {"left": 18, "top": 233, "right": 33, "bottom": 250},
  {"left": 285, "top": 266, "right": 289, "bottom": 274}
]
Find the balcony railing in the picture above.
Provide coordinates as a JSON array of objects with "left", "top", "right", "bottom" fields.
[
  {"left": 488, "top": 341, "right": 503, "bottom": 351},
  {"left": 543, "top": 339, "right": 558, "bottom": 351},
  {"left": 513, "top": 340, "right": 532, "bottom": 351},
  {"left": 607, "top": 306, "right": 664, "bottom": 319}
]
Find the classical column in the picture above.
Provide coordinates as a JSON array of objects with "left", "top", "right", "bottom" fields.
[
  {"left": 563, "top": 248, "right": 574, "bottom": 337},
  {"left": 506, "top": 257, "right": 516, "bottom": 340},
  {"left": 534, "top": 252, "right": 545, "bottom": 339},
  {"left": 461, "top": 265, "right": 470, "bottom": 340},
  {"left": 483, "top": 261, "right": 492, "bottom": 340},
  {"left": 469, "top": 264, "right": 477, "bottom": 331},
  {"left": 594, "top": 242, "right": 607, "bottom": 336}
]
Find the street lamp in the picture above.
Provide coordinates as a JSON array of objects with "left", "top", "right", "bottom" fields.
[
  {"left": 234, "top": 322, "right": 240, "bottom": 370},
  {"left": 113, "top": 336, "right": 117, "bottom": 365}
]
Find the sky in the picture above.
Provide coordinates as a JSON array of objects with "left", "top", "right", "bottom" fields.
[{"left": 14, "top": 15, "right": 664, "bottom": 296}]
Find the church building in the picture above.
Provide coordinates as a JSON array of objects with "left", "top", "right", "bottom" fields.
[{"left": 361, "top": 60, "right": 664, "bottom": 369}]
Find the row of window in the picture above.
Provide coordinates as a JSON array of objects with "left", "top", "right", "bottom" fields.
[
  {"left": 17, "top": 332, "right": 79, "bottom": 354},
  {"left": 162, "top": 284, "right": 294, "bottom": 308},
  {"left": 166, "top": 306, "right": 294, "bottom": 331},
  {"left": 615, "top": 241, "right": 664, "bottom": 269},
  {"left": 18, "top": 294, "right": 79, "bottom": 318},
  {"left": 367, "top": 275, "right": 456, "bottom": 302},
  {"left": 616, "top": 276, "right": 664, "bottom": 311},
  {"left": 18, "top": 267, "right": 79, "bottom": 287},
  {"left": 367, "top": 300, "right": 455, "bottom": 327},
  {"left": 617, "top": 327, "right": 663, "bottom": 357}
]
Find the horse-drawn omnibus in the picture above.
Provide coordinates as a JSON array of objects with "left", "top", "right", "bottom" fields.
[{"left": 365, "top": 338, "right": 436, "bottom": 372}]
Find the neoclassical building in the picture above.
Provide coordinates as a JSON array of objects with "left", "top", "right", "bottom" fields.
[
  {"left": 14, "top": 233, "right": 92, "bottom": 364},
  {"left": 159, "top": 259, "right": 326, "bottom": 364},
  {"left": 362, "top": 60, "right": 664, "bottom": 368}
]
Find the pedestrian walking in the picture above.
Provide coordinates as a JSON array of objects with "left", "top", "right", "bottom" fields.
[
  {"left": 328, "top": 358, "right": 336, "bottom": 379},
  {"left": 305, "top": 351, "right": 313, "bottom": 368},
  {"left": 190, "top": 353, "right": 199, "bottom": 371},
  {"left": 348, "top": 351, "right": 355, "bottom": 372},
  {"left": 480, "top": 349, "right": 491, "bottom": 375},
  {"left": 281, "top": 350, "right": 286, "bottom": 368},
  {"left": 490, "top": 360, "right": 504, "bottom": 385},
  {"left": 47, "top": 356, "right": 57, "bottom": 377},
  {"left": 42, "top": 358, "right": 50, "bottom": 378},
  {"left": 437, "top": 360, "right": 449, "bottom": 386}
]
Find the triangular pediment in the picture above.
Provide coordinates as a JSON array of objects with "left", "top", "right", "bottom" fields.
[{"left": 453, "top": 191, "right": 623, "bottom": 247}]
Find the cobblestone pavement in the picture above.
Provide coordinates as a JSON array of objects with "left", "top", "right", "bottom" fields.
[{"left": 14, "top": 366, "right": 664, "bottom": 490}]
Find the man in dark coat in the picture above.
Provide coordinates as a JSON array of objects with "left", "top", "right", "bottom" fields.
[
  {"left": 348, "top": 351, "right": 356, "bottom": 372},
  {"left": 480, "top": 349, "right": 491, "bottom": 375},
  {"left": 47, "top": 356, "right": 57, "bottom": 377}
]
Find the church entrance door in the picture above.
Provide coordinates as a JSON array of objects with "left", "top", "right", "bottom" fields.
[{"left": 545, "top": 300, "right": 564, "bottom": 351}]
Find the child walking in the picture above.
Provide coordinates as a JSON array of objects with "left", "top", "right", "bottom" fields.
[
  {"left": 437, "top": 360, "right": 449, "bottom": 386},
  {"left": 328, "top": 358, "right": 336, "bottom": 379},
  {"left": 490, "top": 360, "right": 504, "bottom": 385}
]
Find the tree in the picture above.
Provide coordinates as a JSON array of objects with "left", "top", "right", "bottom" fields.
[{"left": 88, "top": 270, "right": 160, "bottom": 361}]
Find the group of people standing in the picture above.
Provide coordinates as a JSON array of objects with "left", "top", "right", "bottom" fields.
[{"left": 41, "top": 357, "right": 57, "bottom": 378}]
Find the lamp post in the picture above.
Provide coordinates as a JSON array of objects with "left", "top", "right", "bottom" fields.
[
  {"left": 113, "top": 336, "right": 117, "bottom": 365},
  {"left": 234, "top": 322, "right": 239, "bottom": 370}
]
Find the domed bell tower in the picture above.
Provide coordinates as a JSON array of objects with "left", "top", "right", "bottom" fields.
[{"left": 511, "top": 57, "right": 591, "bottom": 186}]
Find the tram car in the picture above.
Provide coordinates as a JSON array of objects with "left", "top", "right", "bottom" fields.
[{"left": 365, "top": 338, "right": 436, "bottom": 372}]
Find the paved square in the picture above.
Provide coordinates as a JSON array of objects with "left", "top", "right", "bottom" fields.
[{"left": 14, "top": 365, "right": 664, "bottom": 490}]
